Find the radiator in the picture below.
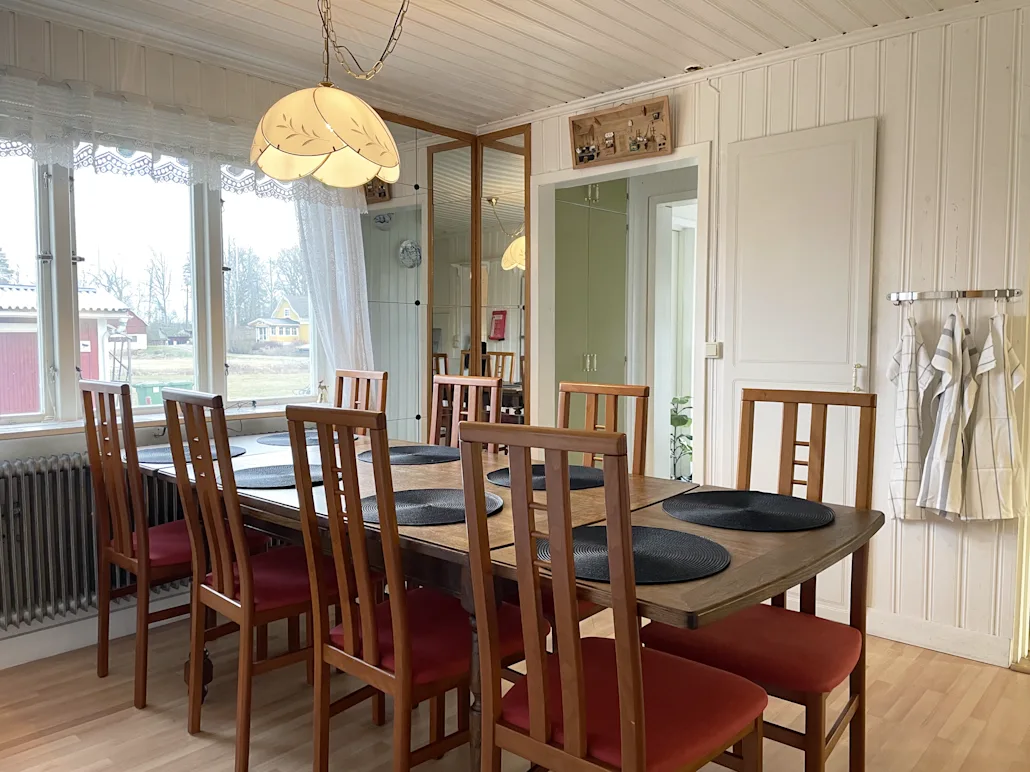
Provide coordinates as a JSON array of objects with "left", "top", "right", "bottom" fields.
[{"left": 0, "top": 453, "right": 183, "bottom": 634}]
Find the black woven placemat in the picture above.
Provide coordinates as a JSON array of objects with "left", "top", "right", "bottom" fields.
[
  {"left": 137, "top": 444, "right": 246, "bottom": 465},
  {"left": 234, "top": 464, "right": 323, "bottom": 489},
  {"left": 256, "top": 430, "right": 319, "bottom": 447},
  {"left": 537, "top": 525, "right": 730, "bottom": 584},
  {"left": 358, "top": 445, "right": 460, "bottom": 466},
  {"left": 360, "top": 488, "right": 503, "bottom": 526},
  {"left": 663, "top": 489, "right": 835, "bottom": 532},
  {"left": 487, "top": 464, "right": 604, "bottom": 491}
]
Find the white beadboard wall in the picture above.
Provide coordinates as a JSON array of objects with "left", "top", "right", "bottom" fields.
[
  {"left": 514, "top": 5, "right": 1030, "bottom": 665},
  {"left": 0, "top": 8, "right": 296, "bottom": 125}
]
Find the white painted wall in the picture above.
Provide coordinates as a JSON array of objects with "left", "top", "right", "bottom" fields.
[{"left": 490, "top": 4, "right": 1030, "bottom": 666}]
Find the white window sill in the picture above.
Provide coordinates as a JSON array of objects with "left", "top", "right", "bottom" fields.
[{"left": 0, "top": 404, "right": 290, "bottom": 441}]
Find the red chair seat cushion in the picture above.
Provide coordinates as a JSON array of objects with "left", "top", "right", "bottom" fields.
[
  {"left": 329, "top": 587, "right": 532, "bottom": 687},
  {"left": 640, "top": 604, "right": 862, "bottom": 694},
  {"left": 205, "top": 545, "right": 336, "bottom": 613},
  {"left": 136, "top": 520, "right": 269, "bottom": 568},
  {"left": 501, "top": 637, "right": 767, "bottom": 772}
]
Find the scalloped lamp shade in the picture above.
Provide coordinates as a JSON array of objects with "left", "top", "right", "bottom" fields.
[
  {"left": 500, "top": 235, "right": 526, "bottom": 271},
  {"left": 251, "top": 85, "right": 400, "bottom": 188}
]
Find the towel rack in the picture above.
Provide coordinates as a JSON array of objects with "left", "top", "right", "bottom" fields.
[{"left": 887, "top": 289, "right": 1023, "bottom": 305}]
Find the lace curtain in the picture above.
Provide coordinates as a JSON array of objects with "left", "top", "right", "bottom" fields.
[
  {"left": 295, "top": 189, "right": 376, "bottom": 375},
  {"left": 0, "top": 66, "right": 359, "bottom": 205}
]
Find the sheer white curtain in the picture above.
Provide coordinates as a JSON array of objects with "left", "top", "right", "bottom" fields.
[{"left": 295, "top": 188, "right": 375, "bottom": 379}]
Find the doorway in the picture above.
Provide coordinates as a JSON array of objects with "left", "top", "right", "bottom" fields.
[{"left": 538, "top": 144, "right": 709, "bottom": 477}]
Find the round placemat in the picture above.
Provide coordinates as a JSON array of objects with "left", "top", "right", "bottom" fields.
[
  {"left": 360, "top": 488, "right": 503, "bottom": 526},
  {"left": 137, "top": 444, "right": 246, "bottom": 465},
  {"left": 256, "top": 430, "right": 319, "bottom": 447},
  {"left": 487, "top": 464, "right": 604, "bottom": 491},
  {"left": 663, "top": 489, "right": 835, "bottom": 532},
  {"left": 358, "top": 445, "right": 460, "bottom": 466},
  {"left": 536, "top": 526, "right": 730, "bottom": 584},
  {"left": 234, "top": 464, "right": 323, "bottom": 489}
]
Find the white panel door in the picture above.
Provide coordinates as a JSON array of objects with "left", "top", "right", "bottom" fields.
[{"left": 720, "top": 119, "right": 876, "bottom": 612}]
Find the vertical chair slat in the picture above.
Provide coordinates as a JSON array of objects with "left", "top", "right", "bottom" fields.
[
  {"left": 807, "top": 404, "right": 828, "bottom": 503},
  {"left": 557, "top": 382, "right": 650, "bottom": 475},
  {"left": 777, "top": 402, "right": 800, "bottom": 496},
  {"left": 736, "top": 396, "right": 756, "bottom": 490}
]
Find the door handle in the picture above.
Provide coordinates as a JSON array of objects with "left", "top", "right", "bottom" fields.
[
  {"left": 582, "top": 354, "right": 588, "bottom": 372},
  {"left": 590, "top": 354, "right": 598, "bottom": 372},
  {"left": 852, "top": 363, "right": 864, "bottom": 392}
]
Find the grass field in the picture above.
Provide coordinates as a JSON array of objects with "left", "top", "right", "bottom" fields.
[{"left": 129, "top": 346, "right": 311, "bottom": 401}]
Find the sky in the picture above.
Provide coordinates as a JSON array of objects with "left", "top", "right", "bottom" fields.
[{"left": 0, "top": 150, "right": 301, "bottom": 322}]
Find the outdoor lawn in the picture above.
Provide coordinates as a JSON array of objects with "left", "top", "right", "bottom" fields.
[{"left": 130, "top": 346, "right": 311, "bottom": 402}]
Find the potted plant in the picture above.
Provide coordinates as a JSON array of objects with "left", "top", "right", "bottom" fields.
[{"left": 670, "top": 396, "right": 693, "bottom": 481}]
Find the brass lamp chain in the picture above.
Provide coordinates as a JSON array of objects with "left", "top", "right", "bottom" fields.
[
  {"left": 487, "top": 197, "right": 525, "bottom": 240},
  {"left": 318, "top": 0, "right": 410, "bottom": 82}
]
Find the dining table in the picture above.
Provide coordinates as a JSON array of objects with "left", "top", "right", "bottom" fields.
[{"left": 141, "top": 431, "right": 884, "bottom": 772}]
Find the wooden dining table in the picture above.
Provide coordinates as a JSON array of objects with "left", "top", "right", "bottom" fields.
[{"left": 143, "top": 432, "right": 884, "bottom": 772}]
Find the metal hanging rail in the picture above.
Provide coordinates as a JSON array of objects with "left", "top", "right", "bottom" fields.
[{"left": 887, "top": 288, "right": 1023, "bottom": 305}]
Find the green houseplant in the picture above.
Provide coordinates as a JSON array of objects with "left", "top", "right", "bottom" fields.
[{"left": 670, "top": 395, "right": 693, "bottom": 481}]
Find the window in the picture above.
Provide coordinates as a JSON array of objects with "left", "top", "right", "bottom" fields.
[
  {"left": 0, "top": 154, "right": 44, "bottom": 418},
  {"left": 72, "top": 148, "right": 196, "bottom": 403},
  {"left": 221, "top": 183, "right": 311, "bottom": 401}
]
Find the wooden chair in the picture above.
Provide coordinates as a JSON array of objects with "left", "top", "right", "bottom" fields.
[
  {"left": 287, "top": 404, "right": 531, "bottom": 772},
  {"left": 430, "top": 374, "right": 502, "bottom": 452},
  {"left": 82, "top": 380, "right": 192, "bottom": 709},
  {"left": 334, "top": 369, "right": 388, "bottom": 436},
  {"left": 163, "top": 389, "right": 338, "bottom": 772},
  {"left": 485, "top": 351, "right": 515, "bottom": 382},
  {"left": 459, "top": 422, "right": 767, "bottom": 772},
  {"left": 432, "top": 353, "right": 449, "bottom": 376},
  {"left": 641, "top": 389, "right": 877, "bottom": 772},
  {"left": 558, "top": 382, "right": 650, "bottom": 475}
]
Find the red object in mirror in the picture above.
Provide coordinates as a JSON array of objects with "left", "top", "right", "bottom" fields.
[{"left": 489, "top": 310, "right": 507, "bottom": 341}]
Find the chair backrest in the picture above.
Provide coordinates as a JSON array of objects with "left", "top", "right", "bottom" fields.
[
  {"left": 486, "top": 351, "right": 515, "bottom": 382},
  {"left": 287, "top": 405, "right": 412, "bottom": 685},
  {"left": 557, "top": 382, "right": 650, "bottom": 475},
  {"left": 334, "top": 369, "right": 388, "bottom": 436},
  {"left": 460, "top": 422, "right": 645, "bottom": 772},
  {"left": 163, "top": 389, "right": 252, "bottom": 604},
  {"left": 430, "top": 374, "right": 502, "bottom": 452},
  {"left": 432, "top": 353, "right": 449, "bottom": 376},
  {"left": 81, "top": 380, "right": 148, "bottom": 562},
  {"left": 737, "top": 388, "right": 877, "bottom": 509}
]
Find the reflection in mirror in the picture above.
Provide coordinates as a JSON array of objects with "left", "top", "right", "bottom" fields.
[
  {"left": 429, "top": 145, "right": 473, "bottom": 381},
  {"left": 480, "top": 136, "right": 527, "bottom": 421},
  {"left": 358, "top": 122, "right": 441, "bottom": 441}
]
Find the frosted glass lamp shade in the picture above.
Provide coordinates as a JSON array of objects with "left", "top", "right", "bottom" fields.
[
  {"left": 251, "top": 85, "right": 400, "bottom": 187},
  {"left": 501, "top": 236, "right": 526, "bottom": 271}
]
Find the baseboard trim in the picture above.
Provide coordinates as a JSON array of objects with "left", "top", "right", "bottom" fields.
[
  {"left": 0, "top": 590, "right": 190, "bottom": 671},
  {"left": 810, "top": 601, "right": 1012, "bottom": 667}
]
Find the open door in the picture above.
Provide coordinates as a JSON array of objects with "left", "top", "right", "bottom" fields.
[{"left": 719, "top": 118, "right": 876, "bottom": 613}]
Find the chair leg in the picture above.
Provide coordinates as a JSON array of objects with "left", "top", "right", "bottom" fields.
[
  {"left": 850, "top": 672, "right": 866, "bottom": 771},
  {"left": 372, "top": 690, "right": 386, "bottom": 726},
  {"left": 96, "top": 557, "right": 111, "bottom": 679},
  {"left": 393, "top": 692, "right": 413, "bottom": 772},
  {"left": 429, "top": 695, "right": 446, "bottom": 759},
  {"left": 235, "top": 622, "right": 255, "bottom": 772},
  {"left": 481, "top": 707, "right": 500, "bottom": 772},
  {"left": 133, "top": 577, "right": 150, "bottom": 709},
  {"left": 288, "top": 616, "right": 301, "bottom": 652},
  {"left": 256, "top": 624, "right": 269, "bottom": 661},
  {"left": 313, "top": 652, "right": 331, "bottom": 772},
  {"left": 187, "top": 591, "right": 206, "bottom": 735},
  {"left": 741, "top": 717, "right": 763, "bottom": 772},
  {"left": 804, "top": 693, "right": 827, "bottom": 772},
  {"left": 457, "top": 682, "right": 470, "bottom": 732},
  {"left": 306, "top": 612, "right": 315, "bottom": 686}
]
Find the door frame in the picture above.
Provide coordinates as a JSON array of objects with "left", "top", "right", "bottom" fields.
[{"left": 530, "top": 141, "right": 711, "bottom": 479}]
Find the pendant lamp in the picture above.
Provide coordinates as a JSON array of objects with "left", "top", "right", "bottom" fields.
[
  {"left": 251, "top": 0, "right": 406, "bottom": 188},
  {"left": 501, "top": 236, "right": 526, "bottom": 271}
]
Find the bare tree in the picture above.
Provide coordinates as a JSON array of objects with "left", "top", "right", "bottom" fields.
[
  {"left": 272, "top": 246, "right": 307, "bottom": 297},
  {"left": 0, "top": 249, "right": 14, "bottom": 284},
  {"left": 86, "top": 263, "right": 137, "bottom": 311},
  {"left": 144, "top": 250, "right": 173, "bottom": 325}
]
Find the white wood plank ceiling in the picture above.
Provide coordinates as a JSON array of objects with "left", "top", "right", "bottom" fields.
[{"left": 16, "top": 0, "right": 981, "bottom": 130}]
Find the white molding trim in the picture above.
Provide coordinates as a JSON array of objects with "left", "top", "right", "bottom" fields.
[
  {"left": 478, "top": 0, "right": 1030, "bottom": 133},
  {"left": 0, "top": 589, "right": 189, "bottom": 671}
]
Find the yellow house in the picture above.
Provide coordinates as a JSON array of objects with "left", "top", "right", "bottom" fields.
[{"left": 247, "top": 295, "right": 310, "bottom": 344}]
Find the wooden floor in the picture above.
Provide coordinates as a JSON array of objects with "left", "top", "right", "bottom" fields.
[{"left": 1, "top": 612, "right": 1028, "bottom": 772}]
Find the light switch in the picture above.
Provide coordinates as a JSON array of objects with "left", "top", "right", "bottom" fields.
[{"left": 704, "top": 342, "right": 723, "bottom": 359}]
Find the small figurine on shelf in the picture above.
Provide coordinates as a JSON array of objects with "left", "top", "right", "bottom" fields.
[{"left": 316, "top": 379, "right": 329, "bottom": 403}]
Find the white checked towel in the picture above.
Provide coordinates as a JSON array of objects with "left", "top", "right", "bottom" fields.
[{"left": 887, "top": 315, "right": 935, "bottom": 519}]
